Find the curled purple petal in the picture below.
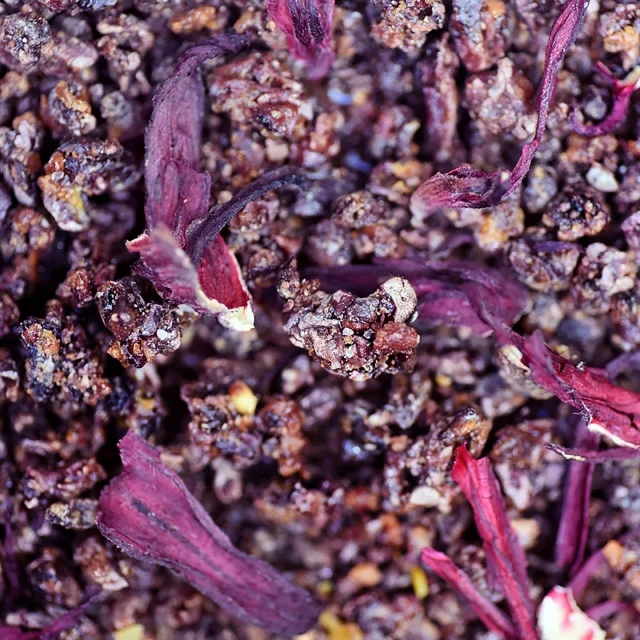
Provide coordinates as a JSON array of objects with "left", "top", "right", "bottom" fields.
[
  {"left": 605, "top": 349, "right": 640, "bottom": 380},
  {"left": 410, "top": 0, "right": 591, "bottom": 218},
  {"left": 268, "top": 0, "right": 335, "bottom": 79},
  {"left": 144, "top": 35, "right": 249, "bottom": 230},
  {"left": 310, "top": 258, "right": 529, "bottom": 336},
  {"left": 585, "top": 600, "right": 640, "bottom": 624},
  {"left": 184, "top": 166, "right": 306, "bottom": 267},
  {"left": 481, "top": 311, "right": 640, "bottom": 448},
  {"left": 96, "top": 432, "right": 321, "bottom": 635},
  {"left": 128, "top": 228, "right": 254, "bottom": 331},
  {"left": 135, "top": 35, "right": 305, "bottom": 330},
  {"left": 569, "top": 528, "right": 640, "bottom": 599},
  {"left": 572, "top": 63, "right": 640, "bottom": 137}
]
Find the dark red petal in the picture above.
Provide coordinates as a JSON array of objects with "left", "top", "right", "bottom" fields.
[
  {"left": 546, "top": 442, "right": 640, "bottom": 463},
  {"left": 452, "top": 445, "right": 537, "bottom": 640},
  {"left": 0, "top": 588, "right": 100, "bottom": 640},
  {"left": 184, "top": 166, "right": 306, "bottom": 267},
  {"left": 482, "top": 314, "right": 640, "bottom": 448},
  {"left": 569, "top": 529, "right": 640, "bottom": 599},
  {"left": 572, "top": 63, "right": 639, "bottom": 137},
  {"left": 554, "top": 421, "right": 599, "bottom": 572},
  {"left": 96, "top": 432, "right": 321, "bottom": 635},
  {"left": 410, "top": 0, "right": 591, "bottom": 218},
  {"left": 421, "top": 548, "right": 517, "bottom": 639},
  {"left": 144, "top": 34, "right": 248, "bottom": 229},
  {"left": 127, "top": 228, "right": 253, "bottom": 331},
  {"left": 268, "top": 0, "right": 335, "bottom": 79}
]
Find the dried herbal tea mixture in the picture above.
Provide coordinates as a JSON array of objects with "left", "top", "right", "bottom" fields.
[{"left": 2, "top": 0, "right": 640, "bottom": 639}]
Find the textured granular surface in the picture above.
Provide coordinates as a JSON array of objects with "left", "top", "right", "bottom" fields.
[{"left": 1, "top": 1, "right": 640, "bottom": 639}]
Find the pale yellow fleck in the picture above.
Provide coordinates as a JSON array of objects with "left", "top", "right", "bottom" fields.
[
  {"left": 319, "top": 610, "right": 343, "bottom": 633},
  {"left": 228, "top": 380, "right": 259, "bottom": 415},
  {"left": 435, "top": 374, "right": 452, "bottom": 388},
  {"left": 603, "top": 540, "right": 624, "bottom": 569},
  {"left": 320, "top": 610, "right": 364, "bottom": 640},
  {"left": 410, "top": 566, "right": 429, "bottom": 599},
  {"left": 347, "top": 562, "right": 382, "bottom": 588},
  {"left": 317, "top": 579, "right": 334, "bottom": 596},
  {"left": 113, "top": 624, "right": 144, "bottom": 640}
]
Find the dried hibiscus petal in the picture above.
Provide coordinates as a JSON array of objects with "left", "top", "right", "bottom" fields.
[
  {"left": 129, "top": 34, "right": 304, "bottom": 331},
  {"left": 487, "top": 321, "right": 640, "bottom": 448},
  {"left": 451, "top": 445, "right": 537, "bottom": 640},
  {"left": 268, "top": 0, "right": 335, "bottom": 79},
  {"left": 537, "top": 587, "right": 605, "bottom": 640},
  {"left": 410, "top": 0, "right": 590, "bottom": 219},
  {"left": 554, "top": 421, "right": 598, "bottom": 573},
  {"left": 129, "top": 167, "right": 304, "bottom": 331},
  {"left": 572, "top": 63, "right": 640, "bottom": 137},
  {"left": 421, "top": 548, "right": 516, "bottom": 638},
  {"left": 96, "top": 432, "right": 321, "bottom": 635},
  {"left": 311, "top": 258, "right": 529, "bottom": 337},
  {"left": 0, "top": 587, "right": 100, "bottom": 640},
  {"left": 422, "top": 445, "right": 537, "bottom": 640}
]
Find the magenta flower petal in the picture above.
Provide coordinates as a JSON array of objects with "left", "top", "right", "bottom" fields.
[
  {"left": 0, "top": 588, "right": 100, "bottom": 640},
  {"left": 410, "top": 0, "right": 591, "bottom": 218},
  {"left": 452, "top": 445, "right": 537, "bottom": 640},
  {"left": 572, "top": 63, "right": 640, "bottom": 137},
  {"left": 268, "top": 0, "right": 335, "bottom": 79},
  {"left": 96, "top": 432, "right": 321, "bottom": 635},
  {"left": 421, "top": 548, "right": 517, "bottom": 639},
  {"left": 555, "top": 421, "right": 599, "bottom": 572}
]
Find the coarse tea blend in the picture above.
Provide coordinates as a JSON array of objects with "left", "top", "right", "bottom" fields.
[{"left": 1, "top": 0, "right": 640, "bottom": 638}]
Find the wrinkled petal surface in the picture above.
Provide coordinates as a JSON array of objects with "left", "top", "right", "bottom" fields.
[
  {"left": 268, "top": 0, "right": 335, "bottom": 79},
  {"left": 96, "top": 432, "right": 321, "bottom": 635}
]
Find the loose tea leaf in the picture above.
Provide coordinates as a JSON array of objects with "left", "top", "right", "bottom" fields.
[{"left": 96, "top": 432, "right": 321, "bottom": 635}]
